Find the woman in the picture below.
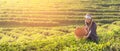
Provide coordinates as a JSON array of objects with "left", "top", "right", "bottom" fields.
[{"left": 84, "top": 13, "right": 99, "bottom": 43}]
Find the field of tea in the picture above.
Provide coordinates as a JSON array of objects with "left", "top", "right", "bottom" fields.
[
  {"left": 0, "top": 21, "right": 120, "bottom": 51},
  {"left": 0, "top": 0, "right": 120, "bottom": 27},
  {"left": 0, "top": 0, "right": 120, "bottom": 51}
]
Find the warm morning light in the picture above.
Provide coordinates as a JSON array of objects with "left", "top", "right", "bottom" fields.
[{"left": 0, "top": 0, "right": 120, "bottom": 51}]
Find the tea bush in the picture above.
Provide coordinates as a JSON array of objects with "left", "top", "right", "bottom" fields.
[{"left": 0, "top": 22, "right": 120, "bottom": 51}]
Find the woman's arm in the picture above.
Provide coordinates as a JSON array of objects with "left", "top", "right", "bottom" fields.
[
  {"left": 84, "top": 20, "right": 93, "bottom": 38},
  {"left": 84, "top": 22, "right": 97, "bottom": 38},
  {"left": 84, "top": 30, "right": 91, "bottom": 38},
  {"left": 86, "top": 30, "right": 91, "bottom": 37}
]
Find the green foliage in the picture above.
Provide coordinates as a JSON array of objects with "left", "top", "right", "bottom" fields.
[{"left": 0, "top": 21, "right": 120, "bottom": 51}]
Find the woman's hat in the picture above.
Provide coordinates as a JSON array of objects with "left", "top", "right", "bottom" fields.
[{"left": 85, "top": 13, "right": 92, "bottom": 19}]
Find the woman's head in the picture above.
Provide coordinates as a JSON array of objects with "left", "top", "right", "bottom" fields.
[{"left": 85, "top": 13, "right": 92, "bottom": 23}]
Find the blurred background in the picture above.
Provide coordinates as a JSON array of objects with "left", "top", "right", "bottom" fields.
[{"left": 0, "top": 0, "right": 120, "bottom": 27}]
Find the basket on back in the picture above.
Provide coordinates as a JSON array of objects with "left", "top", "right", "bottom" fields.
[{"left": 74, "top": 26, "right": 88, "bottom": 38}]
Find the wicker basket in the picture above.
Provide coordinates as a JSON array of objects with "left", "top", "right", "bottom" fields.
[{"left": 74, "top": 26, "right": 88, "bottom": 38}]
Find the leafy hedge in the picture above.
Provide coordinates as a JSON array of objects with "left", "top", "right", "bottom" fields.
[{"left": 0, "top": 21, "right": 120, "bottom": 51}]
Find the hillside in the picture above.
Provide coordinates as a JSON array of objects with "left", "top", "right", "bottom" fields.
[{"left": 0, "top": 0, "right": 120, "bottom": 27}]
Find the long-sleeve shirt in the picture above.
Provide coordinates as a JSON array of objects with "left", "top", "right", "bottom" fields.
[{"left": 85, "top": 21, "right": 98, "bottom": 42}]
